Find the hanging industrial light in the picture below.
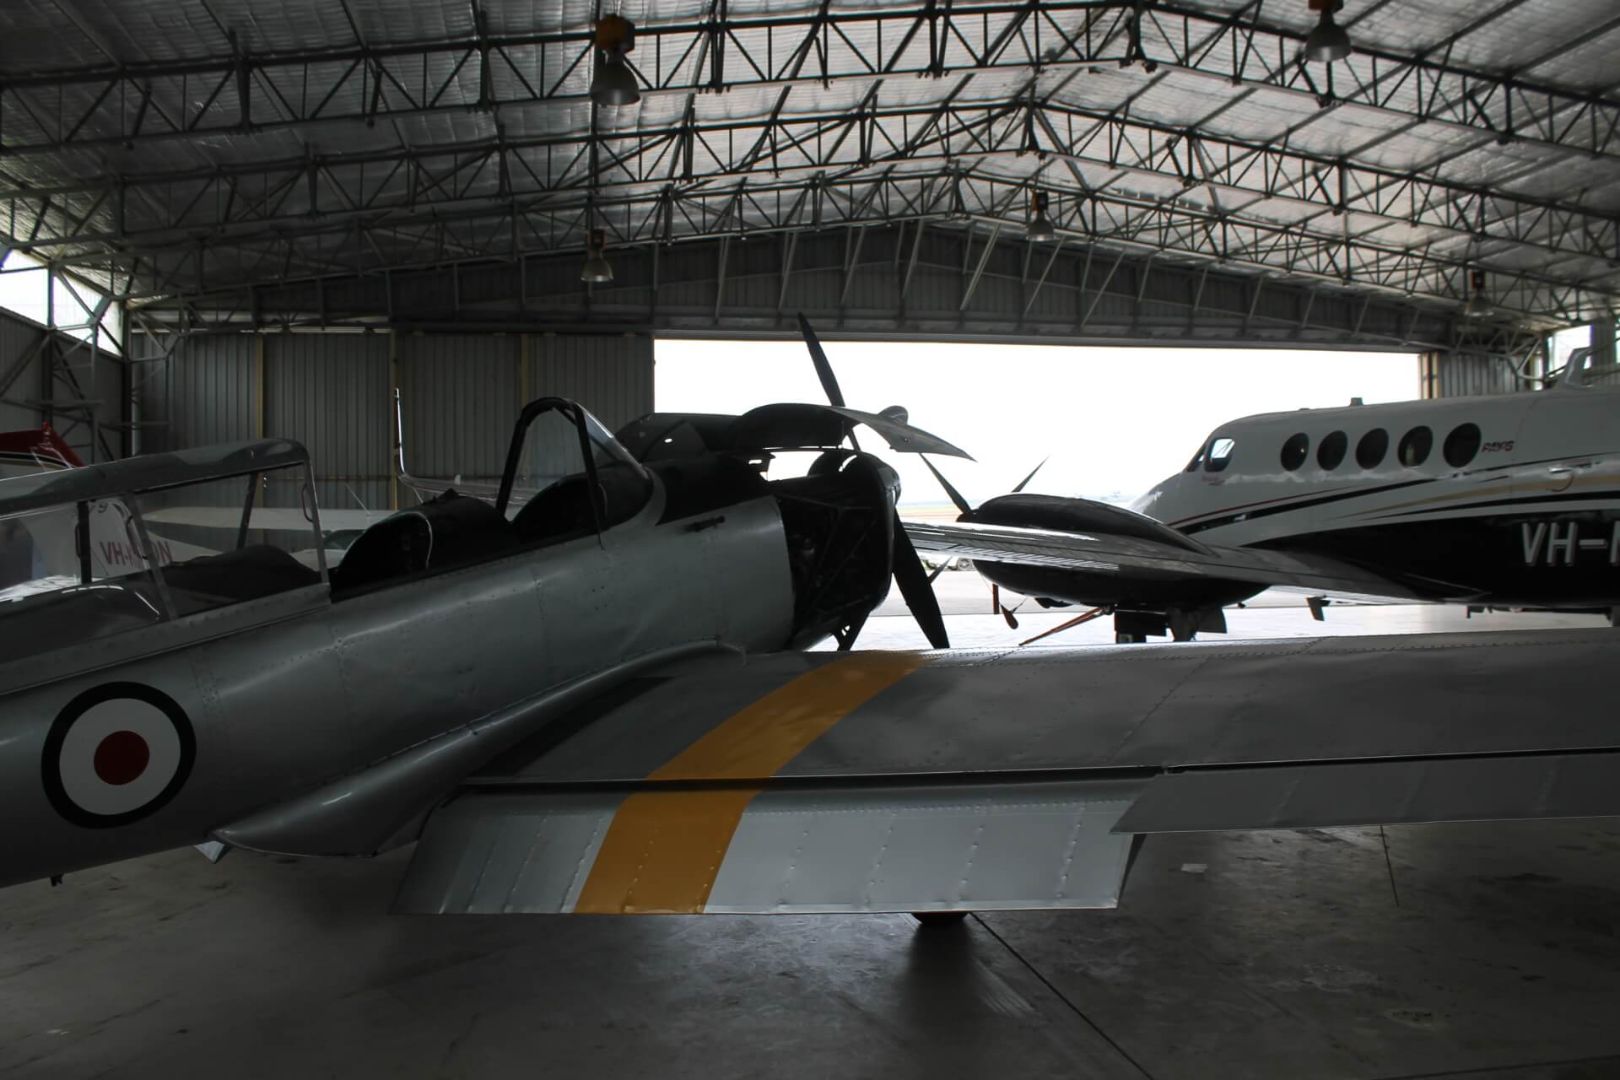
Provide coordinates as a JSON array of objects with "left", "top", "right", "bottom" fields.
[
  {"left": 1026, "top": 192, "right": 1057, "bottom": 242},
  {"left": 1304, "top": 0, "right": 1351, "bottom": 64},
  {"left": 591, "top": 14, "right": 640, "bottom": 106},
  {"left": 580, "top": 228, "right": 614, "bottom": 283},
  {"left": 1464, "top": 268, "right": 1491, "bottom": 318}
]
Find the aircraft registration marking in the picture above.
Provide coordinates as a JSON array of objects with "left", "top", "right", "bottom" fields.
[
  {"left": 1521, "top": 521, "right": 1620, "bottom": 567},
  {"left": 571, "top": 652, "right": 927, "bottom": 914}
]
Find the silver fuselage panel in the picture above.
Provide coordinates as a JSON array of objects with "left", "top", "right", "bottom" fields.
[{"left": 0, "top": 486, "right": 795, "bottom": 887}]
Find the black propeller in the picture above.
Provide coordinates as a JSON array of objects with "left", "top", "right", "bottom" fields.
[
  {"left": 797, "top": 312, "right": 847, "bottom": 408},
  {"left": 921, "top": 453, "right": 1046, "bottom": 520},
  {"left": 920, "top": 454, "right": 1048, "bottom": 629},
  {"left": 891, "top": 520, "right": 951, "bottom": 649},
  {"left": 1012, "top": 456, "right": 1048, "bottom": 493},
  {"left": 796, "top": 313, "right": 948, "bottom": 649},
  {"left": 922, "top": 456, "right": 973, "bottom": 517}
]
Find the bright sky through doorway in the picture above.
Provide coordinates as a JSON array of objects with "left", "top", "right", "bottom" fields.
[{"left": 656, "top": 340, "right": 1419, "bottom": 509}]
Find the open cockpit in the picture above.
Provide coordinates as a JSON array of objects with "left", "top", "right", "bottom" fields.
[
  {"left": 331, "top": 397, "right": 656, "bottom": 595},
  {"left": 0, "top": 441, "right": 326, "bottom": 663}
]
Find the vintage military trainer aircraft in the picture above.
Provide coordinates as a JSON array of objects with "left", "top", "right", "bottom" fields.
[
  {"left": 2, "top": 379, "right": 1618, "bottom": 918},
  {"left": 910, "top": 347, "right": 1620, "bottom": 642}
]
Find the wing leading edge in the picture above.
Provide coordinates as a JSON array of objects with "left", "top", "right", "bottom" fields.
[{"left": 398, "top": 631, "right": 1620, "bottom": 915}]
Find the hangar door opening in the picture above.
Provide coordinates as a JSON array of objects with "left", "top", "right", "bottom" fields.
[{"left": 655, "top": 340, "right": 1418, "bottom": 516}]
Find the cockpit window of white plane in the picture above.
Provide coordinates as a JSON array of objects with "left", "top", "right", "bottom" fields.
[
  {"left": 1204, "top": 438, "right": 1236, "bottom": 473},
  {"left": 1398, "top": 426, "right": 1433, "bottom": 467},
  {"left": 1356, "top": 429, "right": 1389, "bottom": 469},
  {"left": 1444, "top": 423, "right": 1482, "bottom": 468},
  {"left": 1280, "top": 433, "right": 1309, "bottom": 471},
  {"left": 1317, "top": 431, "right": 1348, "bottom": 470}
]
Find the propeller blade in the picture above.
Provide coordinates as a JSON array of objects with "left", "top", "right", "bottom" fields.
[
  {"left": 921, "top": 455, "right": 973, "bottom": 517},
  {"left": 797, "top": 313, "right": 846, "bottom": 407},
  {"left": 892, "top": 513, "right": 950, "bottom": 649},
  {"left": 1000, "top": 605, "right": 1020, "bottom": 630},
  {"left": 1012, "top": 456, "right": 1049, "bottom": 493}
]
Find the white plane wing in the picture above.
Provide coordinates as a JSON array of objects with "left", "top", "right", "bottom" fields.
[
  {"left": 142, "top": 506, "right": 392, "bottom": 532},
  {"left": 904, "top": 519, "right": 1463, "bottom": 602}
]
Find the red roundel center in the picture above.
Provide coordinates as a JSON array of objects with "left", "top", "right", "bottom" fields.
[{"left": 93, "top": 730, "right": 150, "bottom": 786}]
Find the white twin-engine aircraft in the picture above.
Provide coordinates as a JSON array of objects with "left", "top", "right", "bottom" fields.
[{"left": 909, "top": 347, "right": 1620, "bottom": 641}]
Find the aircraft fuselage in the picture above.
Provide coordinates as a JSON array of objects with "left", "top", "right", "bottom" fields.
[
  {"left": 973, "top": 379, "right": 1620, "bottom": 615},
  {"left": 0, "top": 488, "right": 795, "bottom": 889}
]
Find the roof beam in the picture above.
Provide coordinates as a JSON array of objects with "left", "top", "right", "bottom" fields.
[
  {"left": 98, "top": 168, "right": 1615, "bottom": 324},
  {"left": 2, "top": 2, "right": 1615, "bottom": 164},
  {"left": 7, "top": 96, "right": 1615, "bottom": 268}
]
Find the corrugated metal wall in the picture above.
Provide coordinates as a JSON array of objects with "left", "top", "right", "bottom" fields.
[
  {"left": 1420, "top": 351, "right": 1522, "bottom": 398},
  {"left": 138, "top": 333, "right": 257, "bottom": 449},
  {"left": 134, "top": 329, "right": 654, "bottom": 512},
  {"left": 265, "top": 333, "right": 393, "bottom": 513},
  {"left": 528, "top": 333, "right": 655, "bottom": 431},
  {"left": 0, "top": 308, "right": 124, "bottom": 460},
  {"left": 397, "top": 333, "right": 519, "bottom": 483},
  {"left": 0, "top": 311, "right": 49, "bottom": 433}
]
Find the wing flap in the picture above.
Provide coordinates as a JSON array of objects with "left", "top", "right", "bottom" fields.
[
  {"left": 1115, "top": 752, "right": 1620, "bottom": 834},
  {"left": 397, "top": 779, "right": 1141, "bottom": 914}
]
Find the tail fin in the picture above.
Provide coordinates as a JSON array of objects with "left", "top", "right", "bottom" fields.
[{"left": 0, "top": 424, "right": 83, "bottom": 477}]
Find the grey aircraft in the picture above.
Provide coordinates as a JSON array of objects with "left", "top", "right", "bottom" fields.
[{"left": 1, "top": 382, "right": 1618, "bottom": 917}]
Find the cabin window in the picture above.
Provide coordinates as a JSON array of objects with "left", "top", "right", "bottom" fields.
[
  {"left": 1443, "top": 423, "right": 1482, "bottom": 468},
  {"left": 1398, "top": 426, "right": 1433, "bottom": 467},
  {"left": 1204, "top": 438, "right": 1236, "bottom": 473},
  {"left": 1317, "top": 430, "right": 1348, "bottom": 470},
  {"left": 1356, "top": 428, "right": 1389, "bottom": 469},
  {"left": 1280, "top": 433, "right": 1310, "bottom": 471}
]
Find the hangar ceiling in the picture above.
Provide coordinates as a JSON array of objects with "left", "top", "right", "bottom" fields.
[{"left": 2, "top": 0, "right": 1617, "bottom": 339}]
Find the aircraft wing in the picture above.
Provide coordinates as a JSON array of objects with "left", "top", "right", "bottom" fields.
[
  {"left": 143, "top": 506, "right": 392, "bottom": 532},
  {"left": 392, "top": 630, "right": 1619, "bottom": 914},
  {"left": 904, "top": 519, "right": 1448, "bottom": 602},
  {"left": 397, "top": 472, "right": 541, "bottom": 514}
]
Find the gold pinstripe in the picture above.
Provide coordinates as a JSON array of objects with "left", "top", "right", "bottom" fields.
[{"left": 571, "top": 652, "right": 927, "bottom": 914}]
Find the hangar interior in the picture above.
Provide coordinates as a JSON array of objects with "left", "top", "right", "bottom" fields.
[{"left": 1, "top": 0, "right": 1619, "bottom": 1077}]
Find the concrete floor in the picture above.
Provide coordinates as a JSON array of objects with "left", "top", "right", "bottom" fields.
[{"left": 4, "top": 600, "right": 1619, "bottom": 1080}]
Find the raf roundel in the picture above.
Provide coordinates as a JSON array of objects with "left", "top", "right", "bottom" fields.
[{"left": 42, "top": 683, "right": 196, "bottom": 828}]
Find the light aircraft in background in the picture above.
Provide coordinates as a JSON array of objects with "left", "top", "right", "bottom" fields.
[
  {"left": 908, "top": 346, "right": 1620, "bottom": 642},
  {"left": 4, "top": 346, "right": 1620, "bottom": 921},
  {"left": 0, "top": 424, "right": 390, "bottom": 586}
]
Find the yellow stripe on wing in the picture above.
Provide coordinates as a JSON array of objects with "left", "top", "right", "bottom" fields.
[{"left": 572, "top": 652, "right": 926, "bottom": 914}]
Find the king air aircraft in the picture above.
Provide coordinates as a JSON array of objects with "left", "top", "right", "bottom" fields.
[
  {"left": 910, "top": 346, "right": 1620, "bottom": 643},
  {"left": 1, "top": 350, "right": 1618, "bottom": 920}
]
